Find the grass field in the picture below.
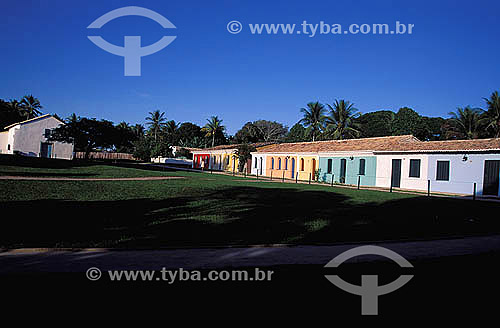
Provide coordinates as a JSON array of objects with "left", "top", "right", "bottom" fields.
[{"left": 1, "top": 163, "right": 499, "bottom": 248}]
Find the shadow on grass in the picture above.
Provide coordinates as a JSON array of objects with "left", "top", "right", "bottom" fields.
[
  {"left": 0, "top": 171, "right": 97, "bottom": 177},
  {"left": 1, "top": 185, "right": 500, "bottom": 248}
]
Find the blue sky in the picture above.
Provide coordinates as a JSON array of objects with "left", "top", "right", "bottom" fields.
[{"left": 1, "top": 0, "right": 499, "bottom": 134}]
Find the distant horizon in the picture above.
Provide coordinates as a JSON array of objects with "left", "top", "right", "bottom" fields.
[{"left": 1, "top": 0, "right": 499, "bottom": 135}]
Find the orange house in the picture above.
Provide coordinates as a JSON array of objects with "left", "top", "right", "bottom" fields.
[{"left": 266, "top": 155, "right": 298, "bottom": 180}]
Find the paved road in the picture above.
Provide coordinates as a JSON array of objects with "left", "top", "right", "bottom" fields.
[{"left": 1, "top": 235, "right": 500, "bottom": 274}]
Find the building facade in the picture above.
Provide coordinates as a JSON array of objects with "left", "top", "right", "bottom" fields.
[
  {"left": 0, "top": 115, "right": 74, "bottom": 160},
  {"left": 251, "top": 136, "right": 500, "bottom": 197}
]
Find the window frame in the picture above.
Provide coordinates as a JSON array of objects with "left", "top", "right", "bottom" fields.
[
  {"left": 436, "top": 160, "right": 450, "bottom": 181},
  {"left": 409, "top": 159, "right": 421, "bottom": 178},
  {"left": 327, "top": 159, "right": 333, "bottom": 174},
  {"left": 359, "top": 159, "right": 366, "bottom": 175}
]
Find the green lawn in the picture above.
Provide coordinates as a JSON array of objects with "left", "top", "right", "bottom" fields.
[
  {"left": 0, "top": 164, "right": 175, "bottom": 178},
  {"left": 1, "top": 163, "right": 499, "bottom": 248}
]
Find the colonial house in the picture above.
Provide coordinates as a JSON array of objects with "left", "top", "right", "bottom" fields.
[
  {"left": 251, "top": 135, "right": 500, "bottom": 197},
  {"left": 252, "top": 135, "right": 419, "bottom": 183},
  {"left": 192, "top": 143, "right": 274, "bottom": 173},
  {"left": 0, "top": 114, "right": 74, "bottom": 160},
  {"left": 373, "top": 138, "right": 500, "bottom": 197}
]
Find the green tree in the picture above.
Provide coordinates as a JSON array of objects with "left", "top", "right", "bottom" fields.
[
  {"left": 177, "top": 122, "right": 205, "bottom": 148},
  {"left": 253, "top": 120, "right": 288, "bottom": 142},
  {"left": 145, "top": 110, "right": 167, "bottom": 142},
  {"left": 299, "top": 101, "right": 327, "bottom": 142},
  {"left": 48, "top": 118, "right": 117, "bottom": 159},
  {"left": 114, "top": 121, "right": 137, "bottom": 152},
  {"left": 202, "top": 116, "right": 226, "bottom": 148},
  {"left": 164, "top": 120, "right": 179, "bottom": 145},
  {"left": 234, "top": 122, "right": 261, "bottom": 143},
  {"left": 234, "top": 144, "right": 257, "bottom": 172},
  {"left": 20, "top": 94, "right": 43, "bottom": 119},
  {"left": 356, "top": 110, "right": 395, "bottom": 137},
  {"left": 325, "top": 99, "right": 361, "bottom": 140},
  {"left": 285, "top": 122, "right": 308, "bottom": 142},
  {"left": 482, "top": 91, "right": 500, "bottom": 138},
  {"left": 417, "top": 116, "right": 446, "bottom": 141},
  {"left": 392, "top": 107, "right": 422, "bottom": 136},
  {"left": 0, "top": 99, "right": 25, "bottom": 128},
  {"left": 445, "top": 106, "right": 483, "bottom": 140}
]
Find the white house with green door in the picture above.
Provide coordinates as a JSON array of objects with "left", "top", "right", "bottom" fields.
[{"left": 0, "top": 114, "right": 74, "bottom": 160}]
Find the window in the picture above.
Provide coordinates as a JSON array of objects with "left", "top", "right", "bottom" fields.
[
  {"left": 7, "top": 144, "right": 10, "bottom": 151},
  {"left": 409, "top": 159, "right": 421, "bottom": 178},
  {"left": 44, "top": 129, "right": 51, "bottom": 138},
  {"left": 285, "top": 158, "right": 288, "bottom": 170},
  {"left": 300, "top": 158, "right": 304, "bottom": 171},
  {"left": 359, "top": 159, "right": 366, "bottom": 175},
  {"left": 271, "top": 157, "right": 274, "bottom": 169},
  {"left": 436, "top": 161, "right": 450, "bottom": 181},
  {"left": 278, "top": 158, "right": 281, "bottom": 170},
  {"left": 254, "top": 157, "right": 258, "bottom": 168},
  {"left": 327, "top": 159, "right": 333, "bottom": 174}
]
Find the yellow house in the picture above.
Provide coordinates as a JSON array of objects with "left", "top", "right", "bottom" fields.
[
  {"left": 223, "top": 153, "right": 240, "bottom": 172},
  {"left": 297, "top": 155, "right": 319, "bottom": 181}
]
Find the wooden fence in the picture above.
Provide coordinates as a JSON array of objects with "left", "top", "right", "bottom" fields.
[{"left": 74, "top": 152, "right": 137, "bottom": 161}]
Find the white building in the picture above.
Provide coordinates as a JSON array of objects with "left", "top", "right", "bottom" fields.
[
  {"left": 374, "top": 138, "right": 500, "bottom": 197},
  {"left": 0, "top": 114, "right": 74, "bottom": 160}
]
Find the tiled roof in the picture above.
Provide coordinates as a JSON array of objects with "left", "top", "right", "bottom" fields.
[
  {"left": 3, "top": 114, "right": 59, "bottom": 130},
  {"left": 255, "top": 135, "right": 421, "bottom": 153},
  {"left": 194, "top": 142, "right": 276, "bottom": 152},
  {"left": 376, "top": 138, "right": 500, "bottom": 152}
]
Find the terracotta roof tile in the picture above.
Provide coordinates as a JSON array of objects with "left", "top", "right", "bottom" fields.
[
  {"left": 255, "top": 135, "right": 420, "bottom": 153},
  {"left": 194, "top": 142, "right": 276, "bottom": 152},
  {"left": 377, "top": 138, "right": 500, "bottom": 152}
]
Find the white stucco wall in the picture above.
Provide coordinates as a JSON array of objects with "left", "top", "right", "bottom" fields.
[
  {"left": 375, "top": 154, "right": 429, "bottom": 190},
  {"left": 0, "top": 132, "right": 8, "bottom": 154},
  {"left": 426, "top": 153, "right": 500, "bottom": 196},
  {"left": 251, "top": 153, "right": 267, "bottom": 176},
  {"left": 9, "top": 116, "right": 74, "bottom": 160}
]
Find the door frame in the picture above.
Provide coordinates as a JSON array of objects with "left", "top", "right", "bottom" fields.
[
  {"left": 483, "top": 160, "right": 500, "bottom": 196},
  {"left": 391, "top": 159, "right": 402, "bottom": 188},
  {"left": 340, "top": 159, "right": 347, "bottom": 183}
]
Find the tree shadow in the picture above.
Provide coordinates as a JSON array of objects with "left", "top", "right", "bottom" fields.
[
  {"left": 1, "top": 185, "right": 500, "bottom": 248},
  {"left": 0, "top": 171, "right": 97, "bottom": 177}
]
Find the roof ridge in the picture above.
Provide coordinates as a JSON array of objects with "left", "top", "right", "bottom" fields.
[
  {"left": 3, "top": 114, "right": 53, "bottom": 130},
  {"left": 420, "top": 137, "right": 500, "bottom": 143},
  {"left": 260, "top": 135, "right": 418, "bottom": 148}
]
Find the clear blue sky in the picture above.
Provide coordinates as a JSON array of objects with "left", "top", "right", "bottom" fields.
[{"left": 1, "top": 0, "right": 499, "bottom": 134}]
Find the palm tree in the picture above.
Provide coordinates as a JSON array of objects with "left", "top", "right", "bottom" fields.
[
  {"left": 66, "top": 113, "right": 80, "bottom": 124},
  {"left": 145, "top": 110, "right": 167, "bottom": 142},
  {"left": 482, "top": 91, "right": 500, "bottom": 138},
  {"left": 132, "top": 124, "right": 145, "bottom": 138},
  {"left": 7, "top": 99, "right": 24, "bottom": 115},
  {"left": 325, "top": 99, "right": 361, "bottom": 140},
  {"left": 165, "top": 120, "right": 179, "bottom": 144},
  {"left": 446, "top": 106, "right": 483, "bottom": 140},
  {"left": 299, "top": 102, "right": 327, "bottom": 142},
  {"left": 20, "top": 94, "right": 43, "bottom": 119},
  {"left": 202, "top": 116, "right": 225, "bottom": 148}
]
